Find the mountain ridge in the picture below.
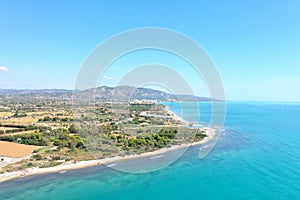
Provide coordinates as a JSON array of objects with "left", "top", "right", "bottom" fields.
[{"left": 0, "top": 86, "right": 214, "bottom": 102}]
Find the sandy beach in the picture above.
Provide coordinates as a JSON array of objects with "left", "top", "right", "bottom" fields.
[
  {"left": 164, "top": 107, "right": 203, "bottom": 127},
  {"left": 0, "top": 108, "right": 217, "bottom": 183},
  {"left": 0, "top": 129, "right": 216, "bottom": 183}
]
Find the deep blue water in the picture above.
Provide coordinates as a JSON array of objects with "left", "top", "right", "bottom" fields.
[{"left": 0, "top": 102, "right": 299, "bottom": 200}]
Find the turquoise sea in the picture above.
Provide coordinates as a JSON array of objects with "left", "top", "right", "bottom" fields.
[{"left": 0, "top": 102, "right": 299, "bottom": 200}]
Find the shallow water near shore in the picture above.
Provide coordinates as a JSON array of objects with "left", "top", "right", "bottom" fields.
[{"left": 0, "top": 101, "right": 299, "bottom": 200}]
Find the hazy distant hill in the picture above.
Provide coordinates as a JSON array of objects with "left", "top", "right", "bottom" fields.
[
  {"left": 0, "top": 86, "right": 214, "bottom": 102},
  {"left": 0, "top": 89, "right": 73, "bottom": 98}
]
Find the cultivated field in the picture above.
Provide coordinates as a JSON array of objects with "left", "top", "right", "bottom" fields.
[{"left": 0, "top": 141, "right": 42, "bottom": 158}]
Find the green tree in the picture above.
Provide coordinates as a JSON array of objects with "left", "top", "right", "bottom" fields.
[{"left": 68, "top": 124, "right": 78, "bottom": 133}]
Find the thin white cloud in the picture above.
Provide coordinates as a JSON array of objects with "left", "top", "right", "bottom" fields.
[
  {"left": 0, "top": 66, "right": 9, "bottom": 72},
  {"left": 103, "top": 75, "right": 114, "bottom": 80}
]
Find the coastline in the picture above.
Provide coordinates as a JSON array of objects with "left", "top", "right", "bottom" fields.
[
  {"left": 0, "top": 107, "right": 217, "bottom": 183},
  {"left": 163, "top": 106, "right": 202, "bottom": 127}
]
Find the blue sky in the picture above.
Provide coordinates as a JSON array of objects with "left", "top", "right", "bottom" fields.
[{"left": 0, "top": 0, "right": 299, "bottom": 102}]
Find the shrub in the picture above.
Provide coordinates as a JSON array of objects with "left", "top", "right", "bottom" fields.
[{"left": 32, "top": 154, "right": 43, "bottom": 160}]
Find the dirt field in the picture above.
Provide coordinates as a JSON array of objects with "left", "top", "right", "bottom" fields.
[
  {"left": 0, "top": 112, "right": 12, "bottom": 118},
  {"left": 0, "top": 130, "right": 37, "bottom": 137},
  {"left": 2, "top": 116, "right": 38, "bottom": 125},
  {"left": 0, "top": 127, "right": 18, "bottom": 131},
  {"left": 0, "top": 141, "right": 42, "bottom": 158}
]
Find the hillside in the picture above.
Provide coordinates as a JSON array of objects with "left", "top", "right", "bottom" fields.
[{"left": 0, "top": 86, "right": 213, "bottom": 102}]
